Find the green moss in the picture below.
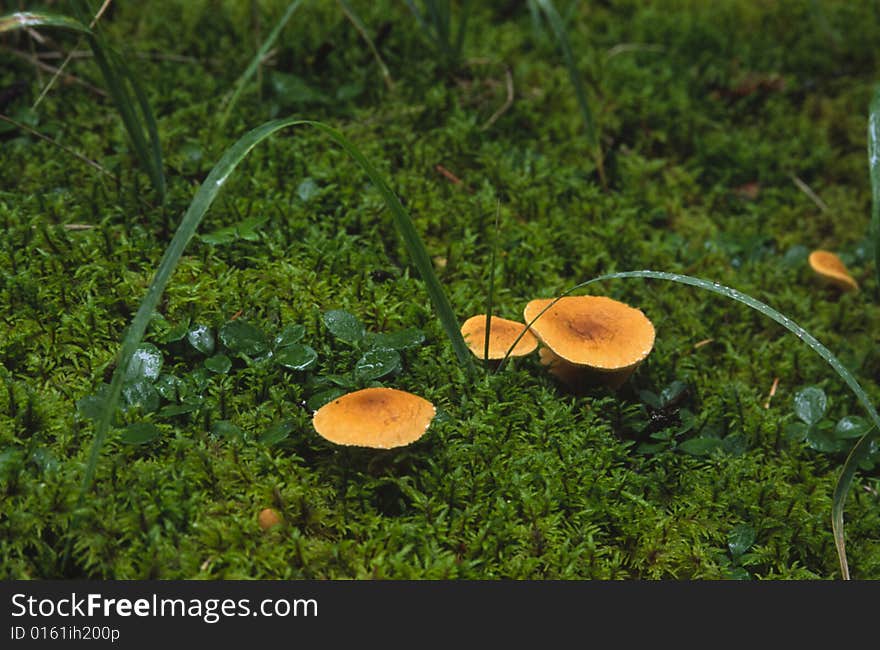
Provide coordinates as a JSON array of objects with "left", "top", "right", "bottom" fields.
[{"left": 1, "top": 0, "right": 879, "bottom": 579}]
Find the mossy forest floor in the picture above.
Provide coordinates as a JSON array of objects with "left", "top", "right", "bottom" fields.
[{"left": 2, "top": 0, "right": 880, "bottom": 579}]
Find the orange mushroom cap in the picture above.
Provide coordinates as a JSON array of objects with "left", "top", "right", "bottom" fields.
[
  {"left": 524, "top": 295, "right": 655, "bottom": 372},
  {"left": 258, "top": 507, "right": 282, "bottom": 531},
  {"left": 312, "top": 387, "right": 436, "bottom": 449},
  {"left": 460, "top": 315, "right": 538, "bottom": 360},
  {"left": 808, "top": 250, "right": 858, "bottom": 292}
]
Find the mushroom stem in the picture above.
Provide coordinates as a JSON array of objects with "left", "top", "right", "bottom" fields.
[{"left": 539, "top": 348, "right": 637, "bottom": 392}]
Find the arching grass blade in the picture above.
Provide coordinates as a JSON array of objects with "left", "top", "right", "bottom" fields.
[
  {"left": 338, "top": 0, "right": 394, "bottom": 90},
  {"left": 533, "top": 0, "right": 605, "bottom": 187},
  {"left": 0, "top": 11, "right": 90, "bottom": 34},
  {"left": 868, "top": 85, "right": 880, "bottom": 298},
  {"left": 219, "top": 0, "right": 304, "bottom": 127}
]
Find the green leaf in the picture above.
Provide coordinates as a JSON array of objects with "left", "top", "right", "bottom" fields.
[
  {"left": 121, "top": 380, "right": 160, "bottom": 414},
  {"left": 306, "top": 388, "right": 347, "bottom": 412},
  {"left": 119, "top": 422, "right": 161, "bottom": 445},
  {"left": 204, "top": 353, "right": 232, "bottom": 374},
  {"left": 323, "top": 309, "right": 366, "bottom": 344},
  {"left": 727, "top": 567, "right": 751, "bottom": 580},
  {"left": 275, "top": 324, "right": 306, "bottom": 348},
  {"left": 781, "top": 244, "right": 809, "bottom": 268},
  {"left": 271, "top": 71, "right": 331, "bottom": 106},
  {"left": 212, "top": 420, "right": 245, "bottom": 440},
  {"left": 322, "top": 374, "right": 357, "bottom": 388},
  {"left": 721, "top": 432, "right": 749, "bottom": 457},
  {"left": 219, "top": 320, "right": 270, "bottom": 357},
  {"left": 260, "top": 420, "right": 294, "bottom": 445},
  {"left": 187, "top": 324, "right": 216, "bottom": 355},
  {"left": 355, "top": 348, "right": 401, "bottom": 381},
  {"left": 186, "top": 367, "right": 212, "bottom": 392},
  {"left": 200, "top": 216, "right": 268, "bottom": 245},
  {"left": 834, "top": 416, "right": 871, "bottom": 440},
  {"left": 678, "top": 437, "right": 724, "bottom": 457},
  {"left": 783, "top": 421, "right": 809, "bottom": 442},
  {"left": 76, "top": 384, "right": 110, "bottom": 422},
  {"left": 369, "top": 328, "right": 426, "bottom": 351},
  {"left": 275, "top": 344, "right": 318, "bottom": 371},
  {"left": 794, "top": 387, "right": 827, "bottom": 425},
  {"left": 638, "top": 390, "right": 662, "bottom": 410},
  {"left": 123, "top": 343, "right": 163, "bottom": 383},
  {"left": 660, "top": 381, "right": 688, "bottom": 407},
  {"left": 727, "top": 524, "right": 756, "bottom": 558},
  {"left": 160, "top": 320, "right": 190, "bottom": 343},
  {"left": 806, "top": 428, "right": 846, "bottom": 454},
  {"left": 154, "top": 374, "right": 180, "bottom": 401},
  {"left": 158, "top": 401, "right": 200, "bottom": 418}
]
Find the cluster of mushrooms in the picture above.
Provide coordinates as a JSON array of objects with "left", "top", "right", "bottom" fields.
[
  {"left": 308, "top": 249, "right": 859, "bottom": 453},
  {"left": 310, "top": 293, "right": 655, "bottom": 451}
]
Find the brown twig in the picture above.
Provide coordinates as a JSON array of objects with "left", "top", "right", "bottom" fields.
[
  {"left": 481, "top": 65, "right": 514, "bottom": 131},
  {"left": 763, "top": 376, "right": 780, "bottom": 409},
  {"left": 435, "top": 163, "right": 474, "bottom": 194},
  {"left": 790, "top": 173, "right": 830, "bottom": 213},
  {"left": 33, "top": 0, "right": 114, "bottom": 109},
  {"left": 337, "top": 0, "right": 394, "bottom": 91},
  {"left": 4, "top": 46, "right": 107, "bottom": 96},
  {"left": 0, "top": 111, "right": 117, "bottom": 179}
]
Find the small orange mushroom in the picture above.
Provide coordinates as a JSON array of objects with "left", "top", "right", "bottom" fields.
[
  {"left": 524, "top": 295, "right": 655, "bottom": 391},
  {"left": 460, "top": 314, "right": 538, "bottom": 361},
  {"left": 258, "top": 507, "right": 282, "bottom": 530},
  {"left": 808, "top": 250, "right": 858, "bottom": 292},
  {"left": 312, "top": 387, "right": 436, "bottom": 449}
]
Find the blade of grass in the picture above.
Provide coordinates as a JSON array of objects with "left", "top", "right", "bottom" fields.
[
  {"left": 306, "top": 120, "right": 473, "bottom": 368},
  {"left": 832, "top": 433, "right": 876, "bottom": 580},
  {"left": 86, "top": 40, "right": 166, "bottom": 203},
  {"left": 338, "top": 0, "right": 394, "bottom": 90},
  {"left": 63, "top": 1, "right": 164, "bottom": 200},
  {"left": 64, "top": 116, "right": 472, "bottom": 568},
  {"left": 405, "top": 0, "right": 468, "bottom": 69},
  {"left": 500, "top": 269, "right": 880, "bottom": 579},
  {"left": 1, "top": 9, "right": 166, "bottom": 203},
  {"left": 482, "top": 202, "right": 502, "bottom": 363},
  {"left": 30, "top": 0, "right": 113, "bottom": 108},
  {"left": 124, "top": 54, "right": 166, "bottom": 202},
  {"left": 219, "top": 0, "right": 304, "bottom": 127},
  {"left": 0, "top": 11, "right": 91, "bottom": 35},
  {"left": 451, "top": 2, "right": 470, "bottom": 66},
  {"left": 868, "top": 85, "right": 880, "bottom": 297},
  {"left": 533, "top": 0, "right": 606, "bottom": 188}
]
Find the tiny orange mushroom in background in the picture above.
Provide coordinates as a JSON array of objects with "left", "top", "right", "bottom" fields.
[
  {"left": 258, "top": 507, "right": 282, "bottom": 531},
  {"left": 460, "top": 314, "right": 538, "bottom": 361},
  {"left": 524, "top": 295, "right": 655, "bottom": 391},
  {"left": 312, "top": 387, "right": 436, "bottom": 449},
  {"left": 808, "top": 250, "right": 859, "bottom": 293}
]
